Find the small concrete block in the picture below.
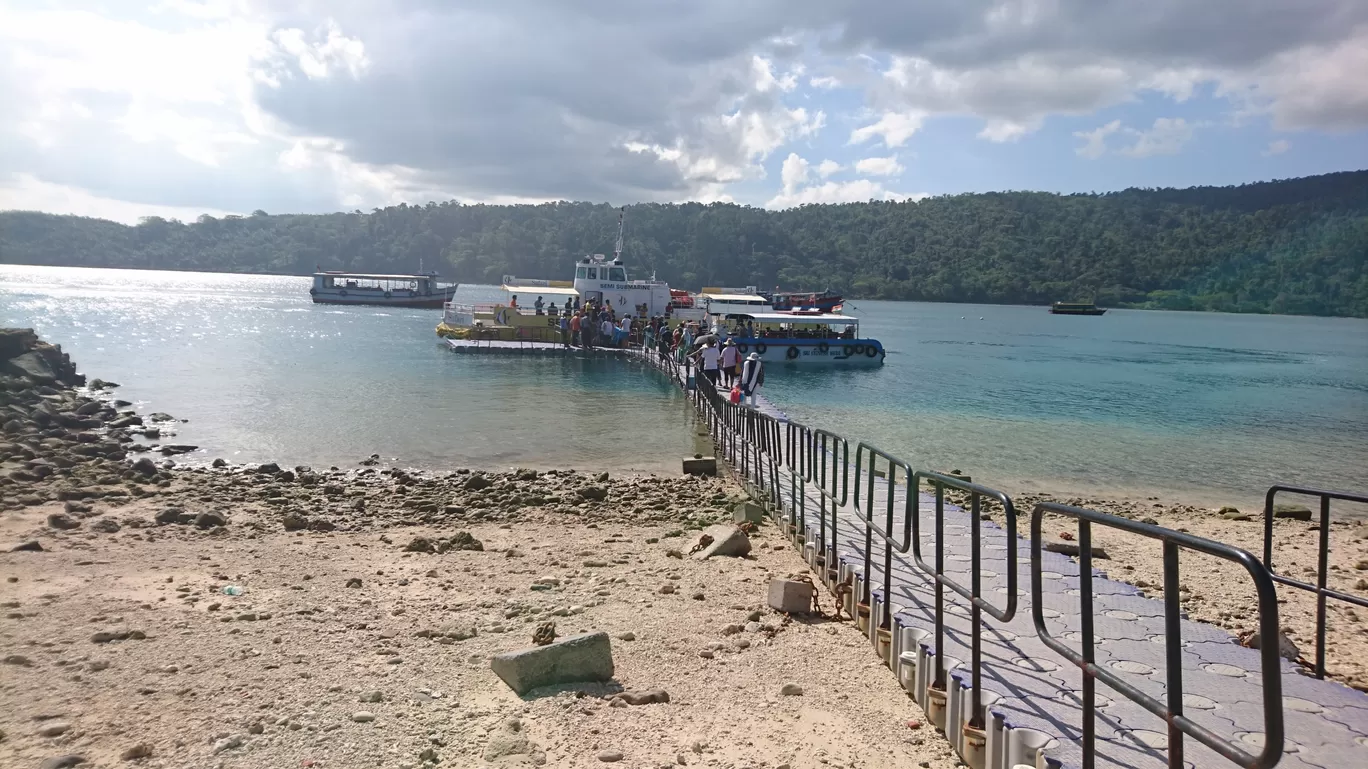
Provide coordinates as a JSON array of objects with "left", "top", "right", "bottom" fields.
[
  {"left": 489, "top": 631, "right": 614, "bottom": 695},
  {"left": 682, "top": 456, "right": 717, "bottom": 476},
  {"left": 767, "top": 578, "right": 815, "bottom": 613},
  {"left": 694, "top": 524, "right": 752, "bottom": 560},
  {"left": 733, "top": 501, "right": 765, "bottom": 524},
  {"left": 1272, "top": 503, "right": 1313, "bottom": 521}
]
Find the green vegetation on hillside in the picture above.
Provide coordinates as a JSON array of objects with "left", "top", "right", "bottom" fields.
[{"left": 2, "top": 171, "right": 1366, "bottom": 317}]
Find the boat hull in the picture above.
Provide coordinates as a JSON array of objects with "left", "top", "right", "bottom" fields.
[
  {"left": 725, "top": 338, "right": 885, "bottom": 365},
  {"left": 312, "top": 287, "right": 457, "bottom": 309},
  {"left": 1049, "top": 307, "right": 1107, "bottom": 315}
]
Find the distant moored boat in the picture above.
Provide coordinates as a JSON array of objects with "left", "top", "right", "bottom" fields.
[
  {"left": 1049, "top": 301, "right": 1107, "bottom": 316},
  {"left": 310, "top": 271, "right": 456, "bottom": 308}
]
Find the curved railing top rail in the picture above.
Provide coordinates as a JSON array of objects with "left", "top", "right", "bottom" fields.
[
  {"left": 911, "top": 470, "right": 1018, "bottom": 624},
  {"left": 1031, "top": 501, "right": 1284, "bottom": 769}
]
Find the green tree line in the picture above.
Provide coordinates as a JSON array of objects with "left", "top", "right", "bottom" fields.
[{"left": 2, "top": 170, "right": 1366, "bottom": 317}]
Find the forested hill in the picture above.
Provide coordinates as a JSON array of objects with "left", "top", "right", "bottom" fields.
[{"left": 2, "top": 170, "right": 1366, "bottom": 317}]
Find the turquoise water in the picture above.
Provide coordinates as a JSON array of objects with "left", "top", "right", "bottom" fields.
[{"left": 2, "top": 265, "right": 1365, "bottom": 507}]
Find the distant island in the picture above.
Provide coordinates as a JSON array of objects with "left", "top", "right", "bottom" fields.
[{"left": 2, "top": 170, "right": 1365, "bottom": 318}]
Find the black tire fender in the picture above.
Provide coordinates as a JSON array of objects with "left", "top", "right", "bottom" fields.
[{"left": 786, "top": 346, "right": 799, "bottom": 360}]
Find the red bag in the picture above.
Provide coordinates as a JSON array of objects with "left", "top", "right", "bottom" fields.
[{"left": 729, "top": 385, "right": 742, "bottom": 404}]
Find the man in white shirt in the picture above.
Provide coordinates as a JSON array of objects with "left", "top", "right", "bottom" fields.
[
  {"left": 740, "top": 352, "right": 764, "bottom": 406},
  {"left": 695, "top": 341, "right": 721, "bottom": 385},
  {"left": 601, "top": 317, "right": 615, "bottom": 347},
  {"left": 619, "top": 315, "right": 632, "bottom": 347}
]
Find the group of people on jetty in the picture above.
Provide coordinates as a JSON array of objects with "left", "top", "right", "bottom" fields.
[{"left": 513, "top": 293, "right": 765, "bottom": 406}]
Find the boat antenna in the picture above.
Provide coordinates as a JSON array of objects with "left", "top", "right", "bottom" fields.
[{"left": 613, "top": 207, "right": 625, "bottom": 262}]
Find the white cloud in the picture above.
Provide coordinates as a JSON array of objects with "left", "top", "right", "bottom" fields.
[
  {"left": 1074, "top": 120, "right": 1123, "bottom": 159},
  {"left": 779, "top": 153, "right": 811, "bottom": 192},
  {"left": 849, "top": 110, "right": 925, "bottom": 147},
  {"left": 1263, "top": 139, "right": 1291, "bottom": 156},
  {"left": 854, "top": 155, "right": 904, "bottom": 177},
  {"left": 809, "top": 76, "right": 840, "bottom": 89},
  {"left": 766, "top": 178, "right": 926, "bottom": 208},
  {"left": 1120, "top": 117, "right": 1195, "bottom": 157},
  {"left": 815, "top": 159, "right": 843, "bottom": 177},
  {"left": 1074, "top": 118, "right": 1196, "bottom": 158}
]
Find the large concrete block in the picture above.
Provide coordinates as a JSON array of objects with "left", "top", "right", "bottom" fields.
[
  {"left": 768, "top": 578, "right": 815, "bottom": 613},
  {"left": 489, "top": 631, "right": 615, "bottom": 695},
  {"left": 694, "top": 524, "right": 751, "bottom": 560},
  {"left": 682, "top": 456, "right": 717, "bottom": 476},
  {"left": 733, "top": 501, "right": 765, "bottom": 524}
]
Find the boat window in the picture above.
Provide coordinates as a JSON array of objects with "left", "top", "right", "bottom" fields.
[
  {"left": 609, "top": 268, "right": 626, "bottom": 282},
  {"left": 587, "top": 267, "right": 597, "bottom": 280},
  {"left": 576, "top": 266, "right": 586, "bottom": 279}
]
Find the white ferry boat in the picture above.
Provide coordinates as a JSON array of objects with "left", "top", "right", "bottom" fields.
[
  {"left": 311, "top": 271, "right": 456, "bottom": 308},
  {"left": 709, "top": 308, "right": 885, "bottom": 365}
]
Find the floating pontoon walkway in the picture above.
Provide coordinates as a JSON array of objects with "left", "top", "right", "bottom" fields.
[{"left": 639, "top": 354, "right": 1368, "bottom": 769}]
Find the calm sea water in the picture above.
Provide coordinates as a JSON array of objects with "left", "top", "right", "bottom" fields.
[{"left": 2, "top": 265, "right": 1365, "bottom": 508}]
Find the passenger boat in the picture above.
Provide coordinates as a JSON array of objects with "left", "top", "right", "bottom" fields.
[
  {"left": 708, "top": 306, "right": 885, "bottom": 365},
  {"left": 311, "top": 271, "right": 456, "bottom": 308},
  {"left": 437, "top": 211, "right": 705, "bottom": 340},
  {"left": 1049, "top": 301, "right": 1107, "bottom": 316},
  {"left": 763, "top": 288, "right": 844, "bottom": 313}
]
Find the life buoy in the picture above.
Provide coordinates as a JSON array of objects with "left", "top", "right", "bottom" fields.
[
  {"left": 738, "top": 344, "right": 748, "bottom": 354},
  {"left": 786, "top": 346, "right": 799, "bottom": 360},
  {"left": 865, "top": 346, "right": 879, "bottom": 358},
  {"left": 384, "top": 290, "right": 392, "bottom": 298},
  {"left": 842, "top": 345, "right": 853, "bottom": 357},
  {"left": 309, "top": 288, "right": 317, "bottom": 296},
  {"left": 756, "top": 343, "right": 768, "bottom": 355},
  {"left": 817, "top": 341, "right": 828, "bottom": 353},
  {"left": 854, "top": 344, "right": 866, "bottom": 355},
  {"left": 339, "top": 289, "right": 348, "bottom": 297},
  {"left": 495, "top": 307, "right": 509, "bottom": 325}
]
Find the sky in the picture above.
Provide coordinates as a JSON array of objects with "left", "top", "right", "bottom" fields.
[{"left": 1, "top": 0, "right": 1366, "bottom": 224}]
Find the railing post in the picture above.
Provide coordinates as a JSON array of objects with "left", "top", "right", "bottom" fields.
[
  {"left": 1162, "top": 541, "right": 1183, "bottom": 769},
  {"left": 1079, "top": 520, "right": 1096, "bottom": 769}
]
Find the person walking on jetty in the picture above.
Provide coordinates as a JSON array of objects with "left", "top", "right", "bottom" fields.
[
  {"left": 740, "top": 352, "right": 765, "bottom": 407},
  {"left": 619, "top": 313, "right": 632, "bottom": 347},
  {"left": 569, "top": 312, "right": 582, "bottom": 347},
  {"left": 559, "top": 312, "right": 570, "bottom": 347},
  {"left": 720, "top": 338, "right": 740, "bottom": 387},
  {"left": 693, "top": 340, "right": 721, "bottom": 385},
  {"left": 534, "top": 296, "right": 545, "bottom": 315}
]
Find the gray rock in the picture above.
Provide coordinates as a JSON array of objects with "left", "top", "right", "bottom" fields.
[
  {"left": 1043, "top": 541, "right": 1110, "bottom": 560},
  {"left": 489, "top": 631, "right": 614, "bottom": 695},
  {"left": 767, "top": 578, "right": 815, "bottom": 613},
  {"left": 359, "top": 690, "right": 384, "bottom": 703},
  {"left": 692, "top": 524, "right": 751, "bottom": 560},
  {"left": 211, "top": 735, "right": 243, "bottom": 753},
  {"left": 463, "top": 474, "right": 492, "bottom": 491},
  {"left": 193, "top": 511, "right": 227, "bottom": 529},
  {"left": 597, "top": 749, "right": 624, "bottom": 762},
  {"left": 90, "top": 518, "right": 121, "bottom": 533},
  {"left": 779, "top": 682, "right": 804, "bottom": 696},
  {"left": 483, "top": 718, "right": 537, "bottom": 760},
  {"left": 351, "top": 711, "right": 376, "bottom": 722},
  {"left": 40, "top": 757, "right": 85, "bottom": 769},
  {"left": 10, "top": 540, "right": 43, "bottom": 552},
  {"left": 732, "top": 501, "right": 765, "bottom": 524},
  {"left": 36, "top": 722, "right": 72, "bottom": 737},
  {"left": 46, "top": 513, "right": 81, "bottom": 530},
  {"left": 1272, "top": 504, "right": 1313, "bottom": 522},
  {"left": 577, "top": 485, "right": 608, "bottom": 501}
]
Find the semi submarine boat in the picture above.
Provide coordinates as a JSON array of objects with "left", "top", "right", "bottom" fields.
[{"left": 436, "top": 212, "right": 884, "bottom": 366}]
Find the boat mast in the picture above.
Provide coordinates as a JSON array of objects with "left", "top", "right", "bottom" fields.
[{"left": 613, "top": 207, "right": 625, "bottom": 262}]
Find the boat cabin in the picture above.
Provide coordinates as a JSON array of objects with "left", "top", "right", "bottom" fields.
[
  {"left": 313, "top": 272, "right": 440, "bottom": 297},
  {"left": 713, "top": 311, "right": 860, "bottom": 340}
]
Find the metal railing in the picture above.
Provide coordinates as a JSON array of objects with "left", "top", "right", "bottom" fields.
[
  {"left": 910, "top": 471, "right": 1018, "bottom": 731},
  {"left": 1261, "top": 484, "right": 1368, "bottom": 679},
  {"left": 633, "top": 352, "right": 1307, "bottom": 769},
  {"left": 1031, "top": 502, "right": 1285, "bottom": 769}
]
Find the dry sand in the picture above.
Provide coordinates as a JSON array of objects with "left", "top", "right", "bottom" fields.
[{"left": 1, "top": 477, "right": 957, "bottom": 769}]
